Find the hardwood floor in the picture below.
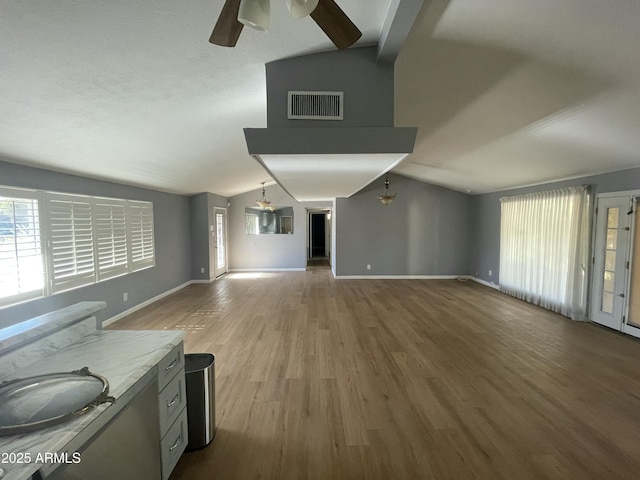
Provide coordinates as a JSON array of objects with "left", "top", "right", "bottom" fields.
[{"left": 107, "top": 271, "right": 640, "bottom": 480}]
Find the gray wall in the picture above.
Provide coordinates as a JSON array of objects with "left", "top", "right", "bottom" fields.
[
  {"left": 0, "top": 159, "right": 192, "bottom": 328},
  {"left": 265, "top": 46, "right": 395, "bottom": 128},
  {"left": 335, "top": 173, "right": 471, "bottom": 276},
  {"left": 228, "top": 184, "right": 331, "bottom": 270},
  {"left": 190, "top": 192, "right": 228, "bottom": 281},
  {"left": 228, "top": 184, "right": 306, "bottom": 270},
  {"left": 470, "top": 166, "right": 640, "bottom": 284}
]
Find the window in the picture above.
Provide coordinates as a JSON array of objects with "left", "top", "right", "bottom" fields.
[
  {"left": 0, "top": 185, "right": 155, "bottom": 308},
  {"left": 499, "top": 185, "right": 590, "bottom": 320},
  {"left": 95, "top": 199, "right": 128, "bottom": 280},
  {"left": 128, "top": 201, "right": 155, "bottom": 270},
  {"left": 48, "top": 194, "right": 96, "bottom": 293},
  {"left": 245, "top": 212, "right": 259, "bottom": 235},
  {"left": 0, "top": 188, "right": 44, "bottom": 307}
]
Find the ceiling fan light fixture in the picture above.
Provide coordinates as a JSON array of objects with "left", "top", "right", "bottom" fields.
[
  {"left": 209, "top": 0, "right": 244, "bottom": 47},
  {"left": 310, "top": 0, "right": 362, "bottom": 49},
  {"left": 238, "top": 0, "right": 270, "bottom": 32},
  {"left": 286, "top": 0, "right": 319, "bottom": 18}
]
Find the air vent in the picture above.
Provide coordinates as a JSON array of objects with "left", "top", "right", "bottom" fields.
[{"left": 288, "top": 91, "right": 343, "bottom": 120}]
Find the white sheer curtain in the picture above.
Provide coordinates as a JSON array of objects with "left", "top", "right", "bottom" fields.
[{"left": 499, "top": 185, "right": 590, "bottom": 320}]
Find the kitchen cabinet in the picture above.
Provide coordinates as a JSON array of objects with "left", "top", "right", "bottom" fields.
[
  {"left": 0, "top": 303, "right": 186, "bottom": 480},
  {"left": 156, "top": 343, "right": 188, "bottom": 480}
]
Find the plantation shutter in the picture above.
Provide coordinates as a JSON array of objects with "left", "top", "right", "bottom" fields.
[
  {"left": 0, "top": 188, "right": 45, "bottom": 306},
  {"left": 47, "top": 194, "right": 96, "bottom": 292},
  {"left": 95, "top": 199, "right": 128, "bottom": 280},
  {"left": 128, "top": 201, "right": 154, "bottom": 270}
]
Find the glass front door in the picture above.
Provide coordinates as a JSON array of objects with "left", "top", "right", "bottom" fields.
[
  {"left": 214, "top": 208, "right": 227, "bottom": 277},
  {"left": 591, "top": 196, "right": 630, "bottom": 330}
]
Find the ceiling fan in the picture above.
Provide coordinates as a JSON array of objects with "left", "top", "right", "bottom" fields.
[{"left": 209, "top": 0, "right": 362, "bottom": 50}]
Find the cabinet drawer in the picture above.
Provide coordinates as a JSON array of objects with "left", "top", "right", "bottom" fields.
[
  {"left": 157, "top": 343, "right": 184, "bottom": 391},
  {"left": 161, "top": 407, "right": 188, "bottom": 480},
  {"left": 158, "top": 368, "right": 186, "bottom": 434}
]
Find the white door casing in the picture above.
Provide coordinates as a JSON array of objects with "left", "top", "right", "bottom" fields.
[{"left": 214, "top": 207, "right": 228, "bottom": 277}]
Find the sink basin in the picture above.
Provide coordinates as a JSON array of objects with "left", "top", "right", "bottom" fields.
[{"left": 0, "top": 367, "right": 114, "bottom": 436}]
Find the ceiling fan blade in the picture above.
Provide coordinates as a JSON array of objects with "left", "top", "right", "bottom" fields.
[
  {"left": 310, "top": 0, "right": 362, "bottom": 50},
  {"left": 209, "top": 0, "right": 244, "bottom": 47}
]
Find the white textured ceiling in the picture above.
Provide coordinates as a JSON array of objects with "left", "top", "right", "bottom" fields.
[
  {"left": 395, "top": 0, "right": 640, "bottom": 193},
  {"left": 0, "top": 0, "right": 391, "bottom": 197},
  {"left": 2, "top": 0, "right": 640, "bottom": 197}
]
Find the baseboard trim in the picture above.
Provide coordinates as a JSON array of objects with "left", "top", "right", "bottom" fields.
[
  {"left": 229, "top": 268, "right": 306, "bottom": 272},
  {"left": 467, "top": 276, "right": 500, "bottom": 290},
  {"left": 101, "top": 280, "right": 192, "bottom": 327},
  {"left": 191, "top": 278, "right": 215, "bottom": 284},
  {"left": 334, "top": 275, "right": 465, "bottom": 280},
  {"left": 331, "top": 274, "right": 501, "bottom": 290}
]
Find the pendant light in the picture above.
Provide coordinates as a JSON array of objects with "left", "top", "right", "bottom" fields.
[
  {"left": 256, "top": 182, "right": 272, "bottom": 208},
  {"left": 286, "top": 0, "right": 319, "bottom": 18},
  {"left": 377, "top": 173, "right": 396, "bottom": 205},
  {"left": 238, "top": 0, "right": 270, "bottom": 31}
]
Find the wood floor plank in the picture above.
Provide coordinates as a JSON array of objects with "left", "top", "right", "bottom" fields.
[{"left": 107, "top": 272, "right": 640, "bottom": 479}]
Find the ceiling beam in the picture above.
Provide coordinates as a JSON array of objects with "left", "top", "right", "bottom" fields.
[{"left": 377, "top": 0, "right": 426, "bottom": 63}]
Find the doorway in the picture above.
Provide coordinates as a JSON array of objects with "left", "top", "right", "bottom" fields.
[
  {"left": 311, "top": 213, "right": 326, "bottom": 257},
  {"left": 307, "top": 209, "right": 331, "bottom": 268},
  {"left": 591, "top": 192, "right": 640, "bottom": 338},
  {"left": 214, "top": 207, "right": 228, "bottom": 277}
]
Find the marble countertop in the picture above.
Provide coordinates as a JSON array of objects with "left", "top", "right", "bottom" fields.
[
  {"left": 0, "top": 329, "right": 184, "bottom": 480},
  {"left": 0, "top": 302, "right": 106, "bottom": 355}
]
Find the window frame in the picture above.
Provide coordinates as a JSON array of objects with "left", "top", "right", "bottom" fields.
[
  {"left": 0, "top": 187, "right": 46, "bottom": 308},
  {"left": 0, "top": 185, "right": 156, "bottom": 308}
]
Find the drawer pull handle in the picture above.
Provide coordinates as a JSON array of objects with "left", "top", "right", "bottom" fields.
[
  {"left": 167, "top": 394, "right": 180, "bottom": 408},
  {"left": 170, "top": 434, "right": 182, "bottom": 452},
  {"left": 165, "top": 358, "right": 178, "bottom": 371}
]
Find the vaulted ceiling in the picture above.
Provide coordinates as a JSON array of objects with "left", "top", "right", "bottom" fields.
[{"left": 1, "top": 0, "right": 639, "bottom": 198}]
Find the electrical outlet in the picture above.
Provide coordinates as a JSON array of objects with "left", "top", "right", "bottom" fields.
[
  {"left": 488, "top": 270, "right": 492, "bottom": 276},
  {"left": 367, "top": 264, "right": 371, "bottom": 270},
  {"left": 123, "top": 292, "right": 128, "bottom": 302},
  {"left": 200, "top": 267, "right": 205, "bottom": 273},
  {"left": 475, "top": 272, "right": 479, "bottom": 277}
]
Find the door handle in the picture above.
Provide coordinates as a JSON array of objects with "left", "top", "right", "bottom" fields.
[{"left": 618, "top": 293, "right": 626, "bottom": 298}]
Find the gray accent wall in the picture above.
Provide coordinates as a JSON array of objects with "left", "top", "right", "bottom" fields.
[
  {"left": 228, "top": 184, "right": 306, "bottom": 270},
  {"left": 265, "top": 46, "right": 395, "bottom": 128},
  {"left": 0, "top": 159, "right": 192, "bottom": 328},
  {"left": 244, "top": 127, "right": 417, "bottom": 155},
  {"left": 244, "top": 46, "right": 417, "bottom": 162},
  {"left": 335, "top": 173, "right": 471, "bottom": 276},
  {"left": 470, "top": 166, "right": 640, "bottom": 285}
]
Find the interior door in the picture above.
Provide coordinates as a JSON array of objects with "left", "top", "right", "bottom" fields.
[
  {"left": 591, "top": 196, "right": 631, "bottom": 330},
  {"left": 214, "top": 208, "right": 228, "bottom": 277}
]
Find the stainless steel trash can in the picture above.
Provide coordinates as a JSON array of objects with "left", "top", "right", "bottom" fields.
[{"left": 184, "top": 353, "right": 215, "bottom": 451}]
